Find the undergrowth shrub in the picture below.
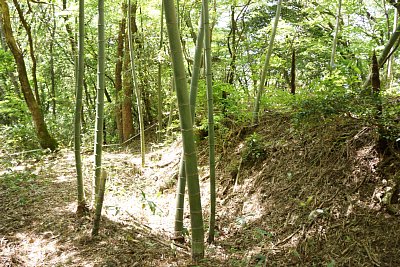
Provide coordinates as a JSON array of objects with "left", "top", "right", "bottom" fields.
[
  {"left": 380, "top": 96, "right": 400, "bottom": 143},
  {"left": 0, "top": 94, "right": 29, "bottom": 125},
  {"left": 243, "top": 132, "right": 266, "bottom": 162},
  {"left": 0, "top": 124, "right": 37, "bottom": 151}
]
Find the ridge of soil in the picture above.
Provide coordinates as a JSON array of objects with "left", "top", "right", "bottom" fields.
[{"left": 1, "top": 112, "right": 400, "bottom": 266}]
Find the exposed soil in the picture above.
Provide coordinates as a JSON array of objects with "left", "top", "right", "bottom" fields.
[{"left": 1, "top": 112, "right": 400, "bottom": 266}]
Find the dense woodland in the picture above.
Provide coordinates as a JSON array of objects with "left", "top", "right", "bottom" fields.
[{"left": 1, "top": 0, "right": 400, "bottom": 266}]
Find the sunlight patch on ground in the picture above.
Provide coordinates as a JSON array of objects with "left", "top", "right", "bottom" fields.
[
  {"left": 54, "top": 174, "right": 74, "bottom": 183},
  {"left": 0, "top": 232, "right": 77, "bottom": 267}
]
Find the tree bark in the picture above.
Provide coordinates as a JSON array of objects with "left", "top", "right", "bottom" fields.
[
  {"left": 128, "top": 0, "right": 145, "bottom": 166},
  {"left": 12, "top": 0, "right": 41, "bottom": 107},
  {"left": 115, "top": 3, "right": 126, "bottom": 143},
  {"left": 291, "top": 49, "right": 296, "bottom": 95},
  {"left": 0, "top": 0, "right": 57, "bottom": 150},
  {"left": 122, "top": 5, "right": 135, "bottom": 143}
]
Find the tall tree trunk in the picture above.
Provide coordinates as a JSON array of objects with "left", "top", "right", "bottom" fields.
[
  {"left": 329, "top": 0, "right": 342, "bottom": 69},
  {"left": 74, "top": 0, "right": 87, "bottom": 216},
  {"left": 128, "top": 0, "right": 145, "bottom": 166},
  {"left": 122, "top": 23, "right": 135, "bottom": 142},
  {"left": 50, "top": 3, "right": 56, "bottom": 117},
  {"left": 387, "top": 8, "right": 398, "bottom": 87},
  {"left": 164, "top": 0, "right": 204, "bottom": 260},
  {"left": 253, "top": 0, "right": 282, "bottom": 123},
  {"left": 62, "top": 0, "right": 77, "bottom": 57},
  {"left": 226, "top": 5, "right": 236, "bottom": 86},
  {"left": 115, "top": 3, "right": 126, "bottom": 143},
  {"left": 157, "top": 2, "right": 164, "bottom": 142},
  {"left": 203, "top": 0, "right": 216, "bottom": 244},
  {"left": 0, "top": 0, "right": 57, "bottom": 151},
  {"left": 184, "top": 9, "right": 197, "bottom": 45},
  {"left": 174, "top": 7, "right": 204, "bottom": 241},
  {"left": 94, "top": 0, "right": 105, "bottom": 199},
  {"left": 0, "top": 12, "right": 20, "bottom": 98},
  {"left": 291, "top": 49, "right": 296, "bottom": 95},
  {"left": 12, "top": 0, "right": 41, "bottom": 107},
  {"left": 372, "top": 51, "right": 386, "bottom": 152}
]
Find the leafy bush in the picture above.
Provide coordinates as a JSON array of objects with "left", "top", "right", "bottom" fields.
[
  {"left": 0, "top": 94, "right": 29, "bottom": 125},
  {"left": 243, "top": 132, "right": 266, "bottom": 162}
]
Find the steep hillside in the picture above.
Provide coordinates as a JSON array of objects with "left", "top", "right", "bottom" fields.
[
  {"left": 1, "top": 111, "right": 400, "bottom": 266},
  {"left": 211, "top": 111, "right": 400, "bottom": 266}
]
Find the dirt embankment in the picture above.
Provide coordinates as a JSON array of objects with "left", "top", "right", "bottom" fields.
[
  {"left": 213, "top": 112, "right": 400, "bottom": 266},
  {"left": 1, "top": 112, "right": 400, "bottom": 266}
]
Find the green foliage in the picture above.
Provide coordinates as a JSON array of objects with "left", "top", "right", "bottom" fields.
[
  {"left": 0, "top": 124, "right": 37, "bottom": 151},
  {"left": 379, "top": 96, "right": 400, "bottom": 142},
  {"left": 47, "top": 111, "right": 74, "bottom": 147},
  {"left": 0, "top": 94, "right": 29, "bottom": 125},
  {"left": 243, "top": 132, "right": 266, "bottom": 162},
  {"left": 0, "top": 171, "right": 40, "bottom": 206},
  {"left": 292, "top": 88, "right": 356, "bottom": 121},
  {"left": 0, "top": 49, "right": 14, "bottom": 73},
  {"left": 140, "top": 189, "right": 158, "bottom": 215}
]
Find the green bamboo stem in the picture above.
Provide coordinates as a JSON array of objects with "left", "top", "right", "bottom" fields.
[
  {"left": 94, "top": 0, "right": 105, "bottom": 200},
  {"left": 203, "top": 0, "right": 216, "bottom": 244},
  {"left": 174, "top": 6, "right": 205, "bottom": 240},
  {"left": 74, "top": 0, "right": 86, "bottom": 213},
  {"left": 164, "top": 0, "right": 204, "bottom": 260},
  {"left": 157, "top": 2, "right": 164, "bottom": 142},
  {"left": 252, "top": 0, "right": 282, "bottom": 124},
  {"left": 128, "top": 0, "right": 145, "bottom": 167},
  {"left": 92, "top": 170, "right": 107, "bottom": 236}
]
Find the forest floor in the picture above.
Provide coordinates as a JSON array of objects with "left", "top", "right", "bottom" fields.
[{"left": 1, "top": 112, "right": 400, "bottom": 266}]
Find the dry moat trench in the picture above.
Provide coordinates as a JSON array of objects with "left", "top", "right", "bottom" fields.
[{"left": 1, "top": 112, "right": 400, "bottom": 266}]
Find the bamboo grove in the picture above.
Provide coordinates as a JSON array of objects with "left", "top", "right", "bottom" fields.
[{"left": 1, "top": 0, "right": 400, "bottom": 262}]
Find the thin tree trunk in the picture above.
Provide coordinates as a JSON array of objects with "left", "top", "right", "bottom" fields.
[
  {"left": 12, "top": 0, "right": 41, "bottom": 107},
  {"left": 253, "top": 0, "right": 282, "bottom": 123},
  {"left": 63, "top": 0, "right": 76, "bottom": 57},
  {"left": 203, "top": 0, "right": 216, "bottom": 244},
  {"left": 157, "top": 2, "right": 164, "bottom": 142},
  {"left": 174, "top": 8, "right": 204, "bottom": 241},
  {"left": 166, "top": 77, "right": 175, "bottom": 137},
  {"left": 74, "top": 0, "right": 87, "bottom": 216},
  {"left": 92, "top": 170, "right": 107, "bottom": 236},
  {"left": 122, "top": 24, "right": 135, "bottom": 142},
  {"left": 50, "top": 3, "right": 56, "bottom": 117},
  {"left": 387, "top": 8, "right": 398, "bottom": 87},
  {"left": 164, "top": 0, "right": 204, "bottom": 260},
  {"left": 128, "top": 0, "right": 145, "bottom": 166},
  {"left": 291, "top": 49, "right": 296, "bottom": 95},
  {"left": 0, "top": 0, "right": 57, "bottom": 151},
  {"left": 226, "top": 5, "right": 236, "bottom": 86},
  {"left": 329, "top": 0, "right": 342, "bottom": 69},
  {"left": 94, "top": 0, "right": 105, "bottom": 199},
  {"left": 184, "top": 10, "right": 197, "bottom": 45},
  {"left": 115, "top": 3, "right": 126, "bottom": 143}
]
